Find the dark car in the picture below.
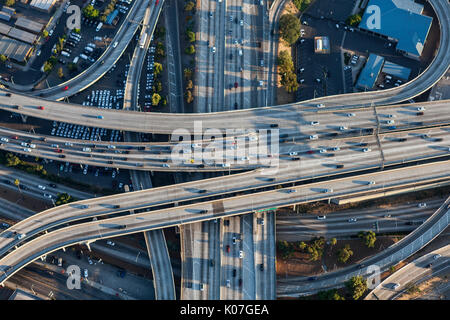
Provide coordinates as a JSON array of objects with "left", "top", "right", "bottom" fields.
[
  {"left": 259, "top": 264, "right": 264, "bottom": 271},
  {"left": 336, "top": 164, "right": 344, "bottom": 169},
  {"left": 232, "top": 269, "right": 237, "bottom": 277},
  {"left": 117, "top": 225, "right": 127, "bottom": 229},
  {"left": 270, "top": 124, "right": 278, "bottom": 128},
  {"left": 226, "top": 245, "right": 230, "bottom": 253},
  {"left": 210, "top": 259, "right": 215, "bottom": 267},
  {"left": 117, "top": 269, "right": 126, "bottom": 278},
  {"left": 198, "top": 189, "right": 207, "bottom": 193},
  {"left": 426, "top": 263, "right": 432, "bottom": 268},
  {"left": 416, "top": 112, "right": 424, "bottom": 116},
  {"left": 199, "top": 209, "right": 208, "bottom": 214},
  {"left": 308, "top": 276, "right": 317, "bottom": 281},
  {"left": 48, "top": 183, "right": 57, "bottom": 188}
]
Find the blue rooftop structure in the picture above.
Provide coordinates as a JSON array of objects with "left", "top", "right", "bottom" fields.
[
  {"left": 359, "top": 0, "right": 432, "bottom": 59},
  {"left": 382, "top": 61, "right": 411, "bottom": 80},
  {"left": 356, "top": 54, "right": 385, "bottom": 91},
  {"left": 106, "top": 9, "right": 119, "bottom": 25}
]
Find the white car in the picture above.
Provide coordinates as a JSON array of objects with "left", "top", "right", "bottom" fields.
[
  {"left": 1, "top": 137, "right": 9, "bottom": 142},
  {"left": 211, "top": 46, "right": 216, "bottom": 53},
  {"left": 317, "top": 216, "right": 326, "bottom": 220},
  {"left": 24, "top": 148, "right": 32, "bottom": 152},
  {"left": 239, "top": 250, "right": 244, "bottom": 259},
  {"left": 112, "top": 41, "right": 118, "bottom": 48},
  {"left": 363, "top": 148, "right": 371, "bottom": 153},
  {"left": 316, "top": 103, "right": 325, "bottom": 108},
  {"left": 36, "top": 50, "right": 41, "bottom": 56},
  {"left": 38, "top": 185, "right": 46, "bottom": 190},
  {"left": 106, "top": 240, "right": 115, "bottom": 246},
  {"left": 418, "top": 203, "right": 427, "bottom": 208},
  {"left": 339, "top": 126, "right": 348, "bottom": 131},
  {"left": 323, "top": 188, "right": 333, "bottom": 193},
  {"left": 417, "top": 107, "right": 425, "bottom": 111},
  {"left": 433, "top": 254, "right": 441, "bottom": 260},
  {"left": 348, "top": 218, "right": 357, "bottom": 222},
  {"left": 309, "top": 135, "right": 318, "bottom": 140},
  {"left": 367, "top": 181, "right": 376, "bottom": 185},
  {"left": 310, "top": 121, "right": 319, "bottom": 126},
  {"left": 84, "top": 269, "right": 88, "bottom": 278},
  {"left": 289, "top": 152, "right": 298, "bottom": 156},
  {"left": 44, "top": 193, "right": 52, "bottom": 199}
]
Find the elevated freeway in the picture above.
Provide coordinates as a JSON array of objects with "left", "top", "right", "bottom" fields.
[{"left": 0, "top": 161, "right": 448, "bottom": 285}]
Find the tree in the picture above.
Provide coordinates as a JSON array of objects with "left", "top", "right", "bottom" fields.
[
  {"left": 346, "top": 14, "right": 362, "bottom": 26},
  {"left": 156, "top": 42, "right": 165, "bottom": 58},
  {"left": 83, "top": 5, "right": 99, "bottom": 20},
  {"left": 152, "top": 93, "right": 161, "bottom": 106},
  {"left": 318, "top": 289, "right": 345, "bottom": 300},
  {"left": 155, "top": 81, "right": 162, "bottom": 93},
  {"left": 55, "top": 193, "right": 75, "bottom": 206},
  {"left": 293, "top": 0, "right": 311, "bottom": 11},
  {"left": 298, "top": 241, "right": 307, "bottom": 250},
  {"left": 43, "top": 61, "right": 53, "bottom": 73},
  {"left": 5, "top": 0, "right": 15, "bottom": 7},
  {"left": 58, "top": 67, "right": 64, "bottom": 79},
  {"left": 184, "top": 1, "right": 195, "bottom": 11},
  {"left": 0, "top": 54, "right": 7, "bottom": 63},
  {"left": 6, "top": 153, "right": 21, "bottom": 167},
  {"left": 358, "top": 231, "right": 377, "bottom": 248},
  {"left": 186, "top": 79, "right": 193, "bottom": 90},
  {"left": 330, "top": 238, "right": 337, "bottom": 246},
  {"left": 185, "top": 90, "right": 194, "bottom": 104},
  {"left": 154, "top": 62, "right": 163, "bottom": 76},
  {"left": 279, "top": 14, "right": 301, "bottom": 45},
  {"left": 185, "top": 44, "right": 195, "bottom": 55},
  {"left": 280, "top": 70, "right": 299, "bottom": 93},
  {"left": 186, "top": 30, "right": 196, "bottom": 42},
  {"left": 277, "top": 50, "right": 294, "bottom": 75},
  {"left": 346, "top": 276, "right": 368, "bottom": 300},
  {"left": 337, "top": 244, "right": 353, "bottom": 263},
  {"left": 73, "top": 28, "right": 81, "bottom": 34},
  {"left": 14, "top": 179, "right": 20, "bottom": 187},
  {"left": 184, "top": 68, "right": 193, "bottom": 79},
  {"left": 42, "top": 29, "right": 49, "bottom": 38}
]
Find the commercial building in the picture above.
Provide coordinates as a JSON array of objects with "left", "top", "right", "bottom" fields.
[
  {"left": 314, "top": 36, "right": 330, "bottom": 54},
  {"left": 29, "top": 0, "right": 58, "bottom": 12},
  {"left": 359, "top": 0, "right": 432, "bottom": 60},
  {"left": 1, "top": 6, "right": 15, "bottom": 16},
  {"left": 0, "top": 12, "right": 11, "bottom": 22},
  {"left": 0, "top": 35, "right": 32, "bottom": 62},
  {"left": 355, "top": 53, "right": 385, "bottom": 91},
  {"left": 382, "top": 61, "right": 412, "bottom": 81},
  {"left": 15, "top": 17, "right": 45, "bottom": 34}
]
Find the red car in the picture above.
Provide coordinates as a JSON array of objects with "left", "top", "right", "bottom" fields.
[
  {"left": 37, "top": 106, "right": 45, "bottom": 110},
  {"left": 156, "top": 0, "right": 159, "bottom": 4},
  {"left": 234, "top": 82, "right": 238, "bottom": 88},
  {"left": 226, "top": 245, "right": 230, "bottom": 253},
  {"left": 63, "top": 86, "right": 69, "bottom": 91},
  {"left": 306, "top": 150, "right": 315, "bottom": 154},
  {"left": 11, "top": 136, "right": 18, "bottom": 140},
  {"left": 55, "top": 148, "right": 63, "bottom": 153}
]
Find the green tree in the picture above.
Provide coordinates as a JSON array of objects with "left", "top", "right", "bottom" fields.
[
  {"left": 185, "top": 90, "right": 194, "bottom": 104},
  {"left": 83, "top": 5, "right": 99, "bottom": 20},
  {"left": 330, "top": 238, "right": 337, "bottom": 246},
  {"left": 43, "top": 61, "right": 53, "bottom": 73},
  {"left": 184, "top": 1, "right": 195, "bottom": 11},
  {"left": 6, "top": 153, "right": 21, "bottom": 167},
  {"left": 358, "top": 231, "right": 377, "bottom": 248},
  {"left": 0, "top": 54, "right": 7, "bottom": 63},
  {"left": 186, "top": 30, "right": 196, "bottom": 42},
  {"left": 280, "top": 70, "right": 299, "bottom": 93},
  {"left": 298, "top": 241, "right": 307, "bottom": 250},
  {"left": 14, "top": 178, "right": 20, "bottom": 187},
  {"left": 184, "top": 68, "right": 193, "bottom": 79},
  {"left": 73, "top": 28, "right": 81, "bottom": 34},
  {"left": 293, "top": 0, "right": 311, "bottom": 11},
  {"left": 152, "top": 93, "right": 161, "bottom": 106},
  {"left": 346, "top": 276, "right": 368, "bottom": 300},
  {"left": 153, "top": 62, "right": 163, "bottom": 76},
  {"left": 58, "top": 67, "right": 64, "bottom": 79},
  {"left": 346, "top": 14, "right": 362, "bottom": 26},
  {"left": 155, "top": 81, "right": 162, "bottom": 93},
  {"left": 42, "top": 29, "right": 49, "bottom": 38},
  {"left": 186, "top": 79, "right": 193, "bottom": 90},
  {"left": 279, "top": 14, "right": 301, "bottom": 45},
  {"left": 277, "top": 50, "right": 294, "bottom": 74},
  {"left": 337, "top": 244, "right": 353, "bottom": 263},
  {"left": 185, "top": 44, "right": 196, "bottom": 55},
  {"left": 5, "top": 0, "right": 15, "bottom": 7},
  {"left": 156, "top": 42, "right": 165, "bottom": 58},
  {"left": 55, "top": 193, "right": 75, "bottom": 206},
  {"left": 318, "top": 289, "right": 345, "bottom": 300}
]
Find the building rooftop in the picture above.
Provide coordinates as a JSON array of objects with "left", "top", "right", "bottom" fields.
[
  {"left": 15, "top": 17, "right": 45, "bottom": 34},
  {"left": 359, "top": 0, "right": 432, "bottom": 57},
  {"left": 29, "top": 0, "right": 57, "bottom": 11},
  {"left": 314, "top": 36, "right": 330, "bottom": 54},
  {"left": 382, "top": 60, "right": 412, "bottom": 80},
  {"left": 356, "top": 53, "right": 385, "bottom": 90}
]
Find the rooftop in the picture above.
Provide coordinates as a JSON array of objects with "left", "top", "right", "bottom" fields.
[
  {"left": 356, "top": 53, "right": 385, "bottom": 90},
  {"left": 359, "top": 0, "right": 432, "bottom": 57}
]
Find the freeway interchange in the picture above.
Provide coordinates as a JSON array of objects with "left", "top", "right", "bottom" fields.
[{"left": 0, "top": 0, "right": 447, "bottom": 301}]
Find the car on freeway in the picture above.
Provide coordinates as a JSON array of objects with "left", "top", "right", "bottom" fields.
[
  {"left": 226, "top": 279, "right": 231, "bottom": 288},
  {"left": 316, "top": 103, "right": 325, "bottom": 108},
  {"left": 38, "top": 185, "right": 46, "bottom": 190},
  {"left": 44, "top": 193, "right": 52, "bottom": 199},
  {"left": 433, "top": 254, "right": 441, "bottom": 260},
  {"left": 308, "top": 276, "right": 317, "bottom": 281},
  {"left": 63, "top": 86, "right": 69, "bottom": 91},
  {"left": 310, "top": 121, "right": 319, "bottom": 126},
  {"left": 84, "top": 269, "right": 88, "bottom": 278},
  {"left": 239, "top": 250, "right": 244, "bottom": 259},
  {"left": 323, "top": 188, "right": 333, "bottom": 193},
  {"left": 348, "top": 218, "right": 357, "bottom": 222},
  {"left": 363, "top": 148, "right": 371, "bottom": 152},
  {"left": 391, "top": 283, "right": 400, "bottom": 290},
  {"left": 107, "top": 240, "right": 115, "bottom": 246},
  {"left": 417, "top": 107, "right": 425, "bottom": 111},
  {"left": 418, "top": 203, "right": 427, "bottom": 208},
  {"left": 309, "top": 135, "right": 318, "bottom": 140},
  {"left": 226, "top": 245, "right": 230, "bottom": 253},
  {"left": 317, "top": 216, "right": 326, "bottom": 220}
]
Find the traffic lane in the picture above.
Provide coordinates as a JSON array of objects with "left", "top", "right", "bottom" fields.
[
  {"left": 2, "top": 89, "right": 450, "bottom": 133},
  {"left": 0, "top": 131, "right": 448, "bottom": 257},
  {"left": 1, "top": 161, "right": 449, "bottom": 281}
]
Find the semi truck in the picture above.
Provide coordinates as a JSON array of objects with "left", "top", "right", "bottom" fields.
[{"left": 139, "top": 33, "right": 147, "bottom": 49}]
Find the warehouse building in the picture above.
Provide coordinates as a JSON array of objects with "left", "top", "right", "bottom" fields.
[
  {"left": 355, "top": 54, "right": 385, "bottom": 91},
  {"left": 0, "top": 35, "right": 32, "bottom": 62},
  {"left": 29, "top": 0, "right": 58, "bottom": 12},
  {"left": 359, "top": 0, "right": 432, "bottom": 60},
  {"left": 15, "top": 17, "right": 45, "bottom": 34},
  {"left": 314, "top": 36, "right": 330, "bottom": 54}
]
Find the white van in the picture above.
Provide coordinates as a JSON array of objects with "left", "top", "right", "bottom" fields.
[{"left": 96, "top": 22, "right": 103, "bottom": 32}]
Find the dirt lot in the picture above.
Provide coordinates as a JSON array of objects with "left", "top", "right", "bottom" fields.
[
  {"left": 276, "top": 236, "right": 399, "bottom": 277},
  {"left": 275, "top": 1, "right": 300, "bottom": 106}
]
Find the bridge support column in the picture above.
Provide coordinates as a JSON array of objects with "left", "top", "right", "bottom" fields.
[
  {"left": 20, "top": 114, "right": 27, "bottom": 123},
  {"left": 62, "top": 247, "right": 66, "bottom": 252},
  {"left": 85, "top": 242, "right": 92, "bottom": 252}
]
